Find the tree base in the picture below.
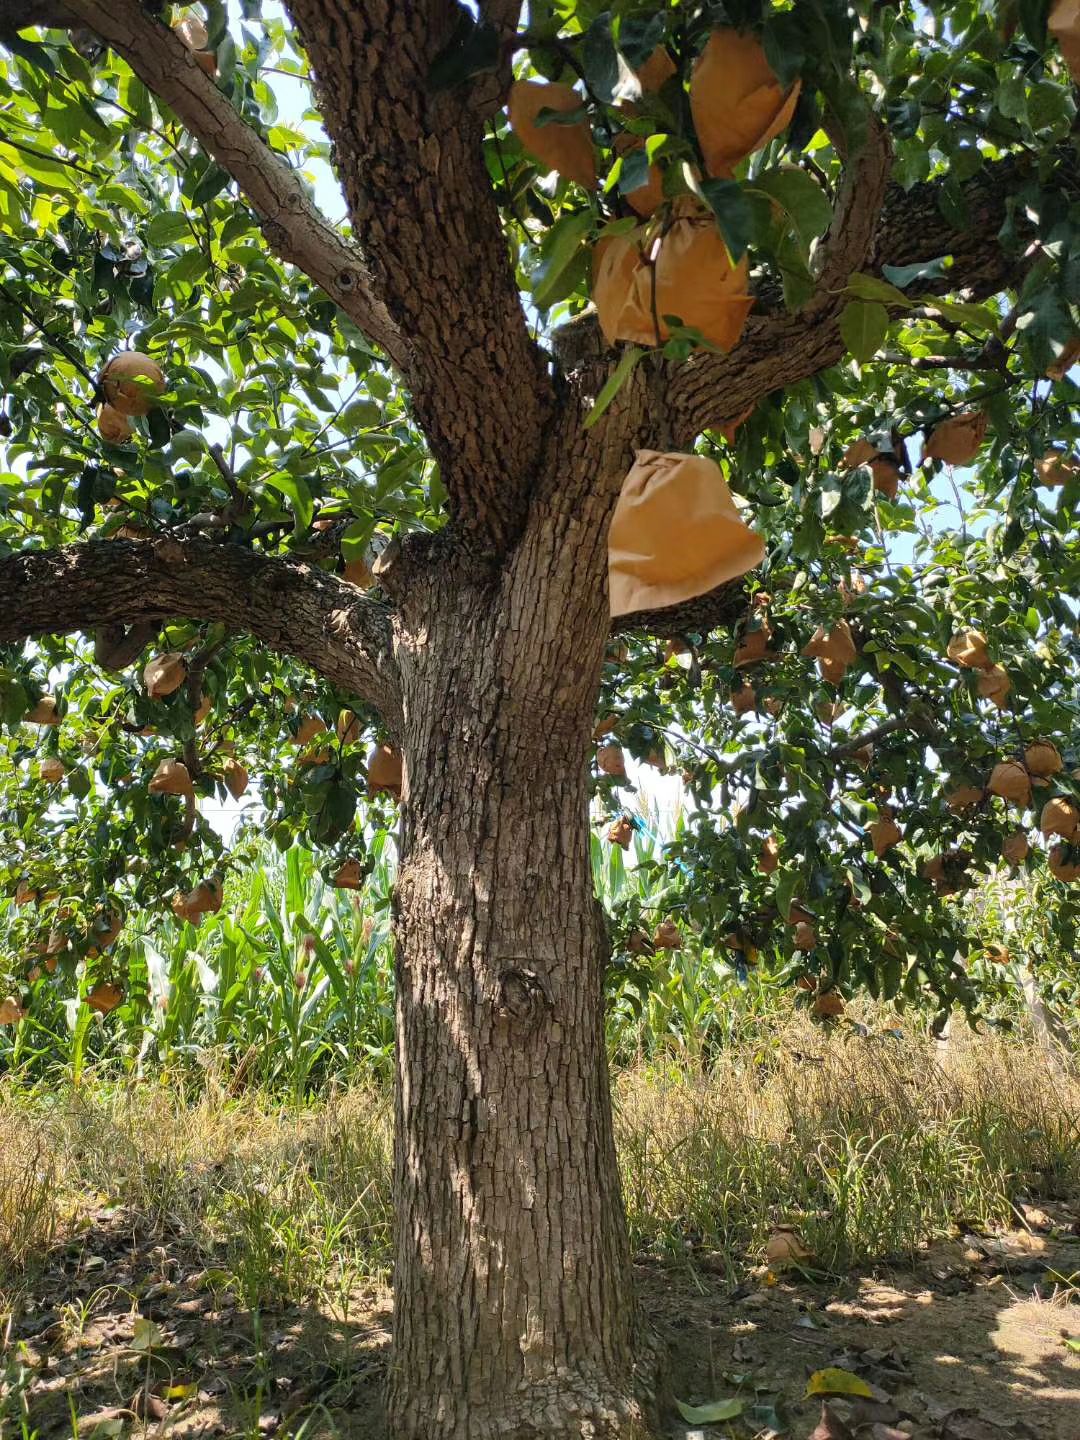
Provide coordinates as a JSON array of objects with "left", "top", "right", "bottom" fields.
[{"left": 388, "top": 1326, "right": 667, "bottom": 1440}]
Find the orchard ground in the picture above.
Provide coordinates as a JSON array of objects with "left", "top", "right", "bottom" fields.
[{"left": 1, "top": 1011, "right": 1078, "bottom": 1440}]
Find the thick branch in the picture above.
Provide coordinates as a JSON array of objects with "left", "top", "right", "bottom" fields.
[
  {"left": 665, "top": 143, "right": 1066, "bottom": 445},
  {"left": 60, "top": 0, "right": 407, "bottom": 369},
  {"left": 284, "top": 0, "right": 553, "bottom": 554},
  {"left": 666, "top": 119, "right": 893, "bottom": 445},
  {"left": 610, "top": 580, "right": 746, "bottom": 640},
  {"left": 0, "top": 538, "right": 402, "bottom": 726},
  {"left": 609, "top": 136, "right": 1069, "bottom": 642}
]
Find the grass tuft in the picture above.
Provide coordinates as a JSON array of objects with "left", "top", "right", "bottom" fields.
[{"left": 1, "top": 1013, "right": 1076, "bottom": 1326}]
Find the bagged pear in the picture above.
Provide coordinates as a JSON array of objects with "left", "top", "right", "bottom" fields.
[
  {"left": 1046, "top": 334, "right": 1080, "bottom": 380},
  {"left": 987, "top": 760, "right": 1031, "bottom": 806},
  {"left": 690, "top": 28, "right": 801, "bottom": 177},
  {"left": 333, "top": 859, "right": 363, "bottom": 890},
  {"left": 1041, "top": 796, "right": 1079, "bottom": 839},
  {"left": 87, "top": 981, "right": 123, "bottom": 1014},
  {"left": 26, "top": 695, "right": 61, "bottom": 725},
  {"left": 802, "top": 620, "right": 857, "bottom": 667},
  {"left": 813, "top": 990, "right": 844, "bottom": 1017},
  {"left": 98, "top": 404, "right": 133, "bottom": 444},
  {"left": 1036, "top": 449, "right": 1080, "bottom": 486},
  {"left": 100, "top": 351, "right": 164, "bottom": 417},
  {"left": 636, "top": 46, "right": 676, "bottom": 92},
  {"left": 508, "top": 80, "right": 596, "bottom": 189},
  {"left": 592, "top": 200, "right": 754, "bottom": 350},
  {"left": 1024, "top": 741, "right": 1062, "bottom": 778},
  {"left": 144, "top": 653, "right": 187, "bottom": 698},
  {"left": 367, "top": 742, "right": 403, "bottom": 799},
  {"left": 947, "top": 784, "right": 983, "bottom": 812},
  {"left": 730, "top": 680, "right": 757, "bottom": 715},
  {"left": 946, "top": 629, "right": 989, "bottom": 669},
  {"left": 149, "top": 758, "right": 194, "bottom": 799},
  {"left": 734, "top": 616, "right": 774, "bottom": 667},
  {"left": 869, "top": 813, "right": 902, "bottom": 857},
  {"left": 608, "top": 450, "right": 763, "bottom": 617},
  {"left": 923, "top": 411, "right": 987, "bottom": 466},
  {"left": 597, "top": 743, "right": 627, "bottom": 778},
  {"left": 792, "top": 920, "right": 817, "bottom": 951},
  {"left": 1049, "top": 844, "right": 1080, "bottom": 881},
  {"left": 652, "top": 919, "right": 682, "bottom": 950},
  {"left": 222, "top": 757, "right": 249, "bottom": 799},
  {"left": 977, "top": 664, "right": 1011, "bottom": 708}
]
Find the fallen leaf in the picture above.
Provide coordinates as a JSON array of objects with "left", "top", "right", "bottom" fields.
[
  {"left": 675, "top": 1396, "right": 744, "bottom": 1423},
  {"left": 130, "top": 1316, "right": 165, "bottom": 1353},
  {"left": 809, "top": 1402, "right": 855, "bottom": 1440},
  {"left": 805, "top": 1367, "right": 874, "bottom": 1399}
]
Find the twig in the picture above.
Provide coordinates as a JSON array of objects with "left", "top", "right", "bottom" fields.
[
  {"left": 827, "top": 710, "right": 918, "bottom": 761},
  {"left": 0, "top": 281, "right": 103, "bottom": 400},
  {"left": 875, "top": 351, "right": 1003, "bottom": 372},
  {"left": 0, "top": 130, "right": 100, "bottom": 178}
]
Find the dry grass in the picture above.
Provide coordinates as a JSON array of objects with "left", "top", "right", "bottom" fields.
[
  {"left": 616, "top": 1017, "right": 1080, "bottom": 1271},
  {"left": 0, "top": 1016, "right": 1076, "bottom": 1322}
]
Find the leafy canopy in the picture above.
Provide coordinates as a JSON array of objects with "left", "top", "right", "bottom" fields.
[{"left": 0, "top": 0, "right": 1078, "bottom": 1034}]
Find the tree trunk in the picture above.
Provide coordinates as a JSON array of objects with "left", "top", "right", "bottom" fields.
[{"left": 385, "top": 503, "right": 658, "bottom": 1438}]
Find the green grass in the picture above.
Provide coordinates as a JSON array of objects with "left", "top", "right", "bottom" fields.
[{"left": 2, "top": 1014, "right": 1075, "bottom": 1327}]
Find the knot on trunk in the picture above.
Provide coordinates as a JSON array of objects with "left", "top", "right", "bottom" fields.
[{"left": 494, "top": 961, "right": 554, "bottom": 1032}]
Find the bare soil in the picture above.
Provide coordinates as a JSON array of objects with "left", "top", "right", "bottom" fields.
[{"left": 4, "top": 1201, "right": 1078, "bottom": 1439}]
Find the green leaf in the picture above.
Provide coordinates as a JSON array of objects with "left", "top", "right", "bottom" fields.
[
  {"left": 341, "top": 519, "right": 374, "bottom": 559},
  {"left": 922, "top": 297, "right": 999, "bottom": 334},
  {"left": 846, "top": 272, "right": 911, "bottom": 307},
  {"left": 147, "top": 212, "right": 193, "bottom": 247},
  {"left": 163, "top": 248, "right": 210, "bottom": 291},
  {"left": 265, "top": 471, "right": 314, "bottom": 534},
  {"left": 120, "top": 72, "right": 153, "bottom": 129},
  {"left": 996, "top": 70, "right": 1028, "bottom": 122},
  {"left": 881, "top": 257, "right": 950, "bottom": 289},
  {"left": 805, "top": 1367, "right": 874, "bottom": 1399},
  {"left": 583, "top": 12, "right": 620, "bottom": 104},
  {"left": 840, "top": 300, "right": 888, "bottom": 362},
  {"left": 584, "top": 346, "right": 643, "bottom": 429},
  {"left": 820, "top": 474, "right": 843, "bottom": 518},
  {"left": 676, "top": 1397, "right": 744, "bottom": 1423},
  {"left": 697, "top": 178, "right": 755, "bottom": 262},
  {"left": 751, "top": 167, "right": 832, "bottom": 245},
  {"left": 531, "top": 211, "right": 593, "bottom": 311},
  {"left": 616, "top": 146, "right": 651, "bottom": 197},
  {"left": 147, "top": 409, "right": 171, "bottom": 450},
  {"left": 191, "top": 163, "right": 231, "bottom": 207},
  {"left": 1018, "top": 0, "right": 1051, "bottom": 46},
  {"left": 762, "top": 11, "right": 806, "bottom": 86},
  {"left": 616, "top": 13, "right": 667, "bottom": 70}
]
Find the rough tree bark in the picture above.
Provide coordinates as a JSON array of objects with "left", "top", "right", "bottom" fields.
[
  {"left": 0, "top": 0, "right": 1060, "bottom": 1434},
  {"left": 385, "top": 414, "right": 656, "bottom": 1437}
]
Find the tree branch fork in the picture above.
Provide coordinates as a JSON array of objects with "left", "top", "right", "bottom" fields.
[{"left": 2, "top": 1, "right": 1063, "bottom": 661}]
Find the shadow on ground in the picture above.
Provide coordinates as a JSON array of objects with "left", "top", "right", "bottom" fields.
[
  {"left": 3, "top": 1203, "right": 1078, "bottom": 1438},
  {"left": 652, "top": 1202, "right": 1080, "bottom": 1439}
]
